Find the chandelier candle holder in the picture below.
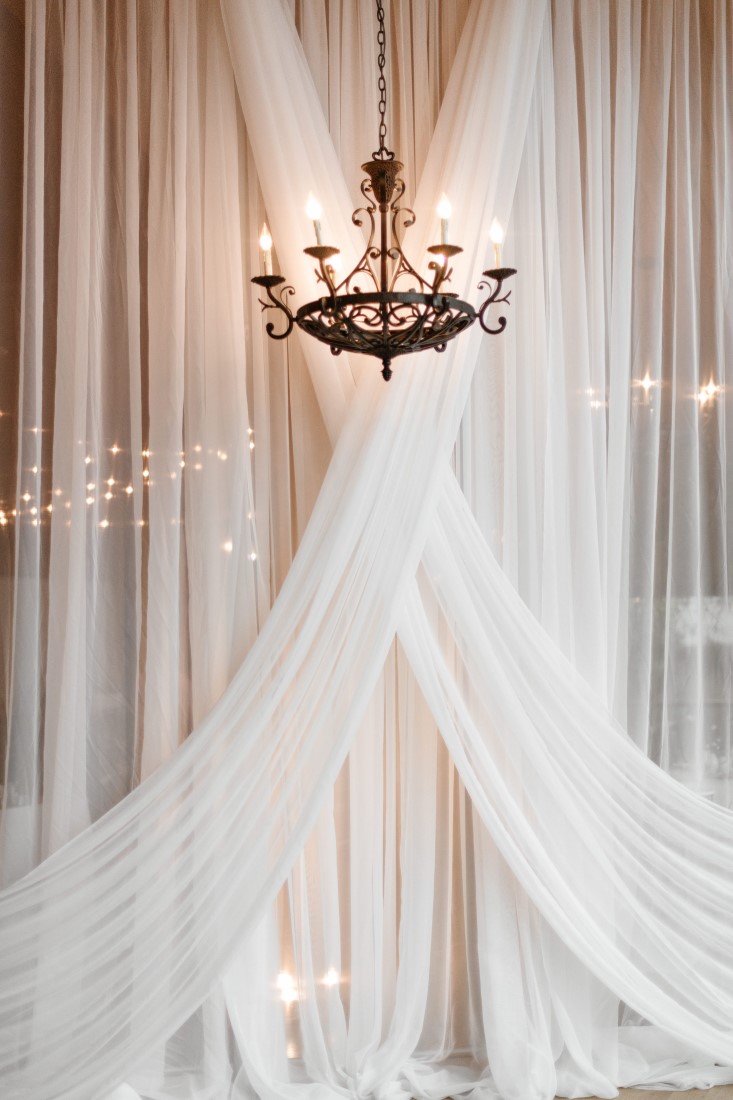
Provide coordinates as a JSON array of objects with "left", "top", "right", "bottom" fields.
[{"left": 252, "top": 1, "right": 516, "bottom": 381}]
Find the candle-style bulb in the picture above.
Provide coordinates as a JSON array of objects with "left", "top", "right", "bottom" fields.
[
  {"left": 259, "top": 223, "right": 273, "bottom": 252},
  {"left": 306, "top": 193, "right": 324, "bottom": 245},
  {"left": 489, "top": 218, "right": 504, "bottom": 267},
  {"left": 259, "top": 222, "right": 273, "bottom": 275},
  {"left": 305, "top": 193, "right": 322, "bottom": 220},
  {"left": 437, "top": 193, "right": 452, "bottom": 245}
]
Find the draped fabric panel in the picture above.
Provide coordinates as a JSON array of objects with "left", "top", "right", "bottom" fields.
[{"left": 0, "top": 2, "right": 731, "bottom": 1099}]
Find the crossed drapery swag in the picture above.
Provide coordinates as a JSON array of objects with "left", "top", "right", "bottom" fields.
[{"left": 0, "top": 2, "right": 732, "bottom": 1099}]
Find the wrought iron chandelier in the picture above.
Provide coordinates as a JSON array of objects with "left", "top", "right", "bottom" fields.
[{"left": 252, "top": 0, "right": 516, "bottom": 381}]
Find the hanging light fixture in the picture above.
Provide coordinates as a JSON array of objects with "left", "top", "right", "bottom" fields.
[{"left": 252, "top": 1, "right": 516, "bottom": 381}]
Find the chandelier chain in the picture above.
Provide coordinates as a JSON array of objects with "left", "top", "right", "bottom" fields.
[{"left": 374, "top": 0, "right": 393, "bottom": 160}]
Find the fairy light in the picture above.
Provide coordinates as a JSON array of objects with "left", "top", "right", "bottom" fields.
[
  {"left": 143, "top": 469, "right": 150, "bottom": 480},
  {"left": 87, "top": 482, "right": 95, "bottom": 491},
  {"left": 31, "top": 465, "right": 38, "bottom": 474},
  {"left": 111, "top": 444, "right": 120, "bottom": 455},
  {"left": 86, "top": 495, "right": 94, "bottom": 505},
  {"left": 125, "top": 485, "right": 133, "bottom": 495},
  {"left": 142, "top": 449, "right": 150, "bottom": 458},
  {"left": 105, "top": 491, "right": 113, "bottom": 501},
  {"left": 249, "top": 441, "right": 255, "bottom": 451},
  {"left": 54, "top": 488, "right": 63, "bottom": 497},
  {"left": 218, "top": 450, "right": 228, "bottom": 461},
  {"left": 223, "top": 540, "right": 233, "bottom": 553},
  {"left": 22, "top": 492, "right": 31, "bottom": 502},
  {"left": 698, "top": 378, "right": 721, "bottom": 406},
  {"left": 249, "top": 551, "right": 258, "bottom": 561},
  {"left": 99, "top": 519, "right": 109, "bottom": 529},
  {"left": 276, "top": 972, "right": 298, "bottom": 1005},
  {"left": 46, "top": 504, "right": 52, "bottom": 513},
  {"left": 107, "top": 477, "right": 115, "bottom": 487},
  {"left": 85, "top": 456, "right": 92, "bottom": 465},
  {"left": 30, "top": 507, "right": 37, "bottom": 516},
  {"left": 194, "top": 444, "right": 202, "bottom": 453},
  {"left": 322, "top": 968, "right": 340, "bottom": 987}
]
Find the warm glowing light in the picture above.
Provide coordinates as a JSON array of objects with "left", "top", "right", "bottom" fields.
[
  {"left": 247, "top": 511, "right": 253, "bottom": 519},
  {"left": 142, "top": 469, "right": 150, "bottom": 479},
  {"left": 0, "top": 517, "right": 6, "bottom": 527},
  {"left": 259, "top": 223, "right": 273, "bottom": 252},
  {"left": 31, "top": 465, "right": 38, "bottom": 474},
  {"left": 32, "top": 518, "right": 38, "bottom": 527},
  {"left": 85, "top": 456, "right": 92, "bottom": 465},
  {"left": 194, "top": 463, "right": 202, "bottom": 470},
  {"left": 218, "top": 450, "right": 228, "bottom": 461},
  {"left": 125, "top": 485, "right": 133, "bottom": 495},
  {"left": 436, "top": 193, "right": 452, "bottom": 220},
  {"left": 46, "top": 504, "right": 52, "bottom": 513},
  {"left": 247, "top": 428, "right": 254, "bottom": 436},
  {"left": 142, "top": 448, "right": 150, "bottom": 458},
  {"left": 170, "top": 472, "right": 177, "bottom": 480},
  {"left": 489, "top": 218, "right": 504, "bottom": 267},
  {"left": 105, "top": 491, "right": 113, "bottom": 501},
  {"left": 249, "top": 440, "right": 255, "bottom": 451},
  {"left": 30, "top": 507, "right": 37, "bottom": 516},
  {"left": 323, "top": 968, "right": 340, "bottom": 987},
  {"left": 107, "top": 477, "right": 115, "bottom": 487},
  {"left": 223, "top": 540, "right": 233, "bottom": 553},
  {"left": 249, "top": 551, "right": 258, "bottom": 561},
  {"left": 305, "top": 193, "right": 322, "bottom": 221},
  {"left": 87, "top": 482, "right": 95, "bottom": 491},
  {"left": 640, "top": 373, "right": 653, "bottom": 393},
  {"left": 489, "top": 219, "right": 505, "bottom": 245},
  {"left": 194, "top": 444, "right": 202, "bottom": 453},
  {"left": 99, "top": 519, "right": 109, "bottom": 529},
  {"left": 180, "top": 460, "right": 185, "bottom": 468},
  {"left": 277, "top": 972, "right": 298, "bottom": 1004},
  {"left": 54, "top": 488, "right": 63, "bottom": 496},
  {"left": 698, "top": 379, "right": 720, "bottom": 406},
  {"left": 86, "top": 495, "right": 94, "bottom": 505},
  {"left": 111, "top": 444, "right": 120, "bottom": 455},
  {"left": 22, "top": 492, "right": 31, "bottom": 502},
  {"left": 306, "top": 193, "right": 324, "bottom": 245},
  {"left": 259, "top": 223, "right": 273, "bottom": 276}
]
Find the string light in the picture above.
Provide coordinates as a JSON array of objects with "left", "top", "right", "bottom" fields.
[
  {"left": 125, "top": 485, "right": 133, "bottom": 495},
  {"left": 99, "top": 519, "right": 109, "bottom": 529},
  {"left": 87, "top": 482, "right": 95, "bottom": 491},
  {"left": 249, "top": 551, "right": 258, "bottom": 561},
  {"left": 322, "top": 968, "right": 340, "bottom": 987},
  {"left": 107, "top": 477, "right": 115, "bottom": 487},
  {"left": 143, "top": 469, "right": 150, "bottom": 480},
  {"left": 105, "top": 491, "right": 113, "bottom": 501},
  {"left": 111, "top": 444, "right": 120, "bottom": 455},
  {"left": 86, "top": 496, "right": 94, "bottom": 505},
  {"left": 85, "top": 456, "right": 92, "bottom": 465},
  {"left": 276, "top": 972, "right": 298, "bottom": 1005},
  {"left": 223, "top": 540, "right": 233, "bottom": 553},
  {"left": 698, "top": 379, "right": 721, "bottom": 406},
  {"left": 22, "top": 492, "right": 31, "bottom": 502}
]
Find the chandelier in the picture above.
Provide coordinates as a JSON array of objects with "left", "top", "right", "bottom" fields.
[{"left": 251, "top": 1, "right": 516, "bottom": 381}]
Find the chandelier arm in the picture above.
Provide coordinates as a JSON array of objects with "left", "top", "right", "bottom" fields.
[
  {"left": 477, "top": 268, "right": 517, "bottom": 336},
  {"left": 251, "top": 275, "right": 296, "bottom": 339}
]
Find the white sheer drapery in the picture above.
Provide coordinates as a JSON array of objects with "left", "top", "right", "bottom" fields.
[{"left": 0, "top": 2, "right": 731, "bottom": 1099}]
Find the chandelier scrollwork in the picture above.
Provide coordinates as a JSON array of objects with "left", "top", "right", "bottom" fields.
[{"left": 252, "top": 0, "right": 516, "bottom": 381}]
